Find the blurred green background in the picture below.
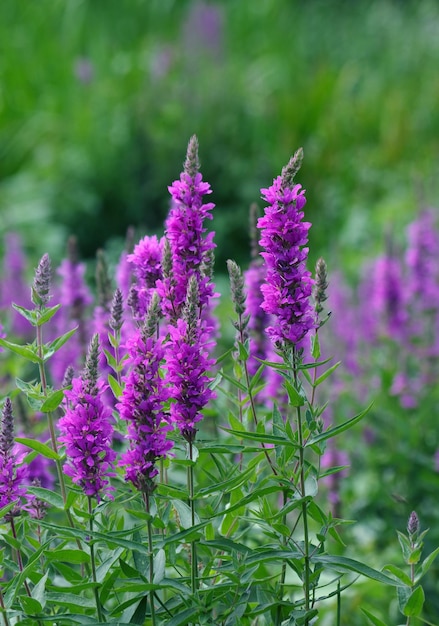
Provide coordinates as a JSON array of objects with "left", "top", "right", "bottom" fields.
[{"left": 1, "top": 0, "right": 439, "bottom": 273}]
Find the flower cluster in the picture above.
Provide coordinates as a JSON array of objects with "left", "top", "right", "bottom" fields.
[
  {"left": 157, "top": 135, "right": 216, "bottom": 323},
  {"left": 258, "top": 149, "right": 316, "bottom": 347},
  {"left": 58, "top": 335, "right": 115, "bottom": 499},
  {"left": 118, "top": 293, "right": 173, "bottom": 492},
  {"left": 166, "top": 276, "right": 216, "bottom": 443},
  {"left": 0, "top": 398, "right": 27, "bottom": 514}
]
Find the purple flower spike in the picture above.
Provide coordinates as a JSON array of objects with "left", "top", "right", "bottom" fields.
[
  {"left": 58, "top": 335, "right": 115, "bottom": 499},
  {"left": 166, "top": 276, "right": 216, "bottom": 443},
  {"left": 127, "top": 235, "right": 163, "bottom": 321},
  {"left": 157, "top": 135, "right": 216, "bottom": 324},
  {"left": 258, "top": 149, "right": 316, "bottom": 347},
  {"left": 118, "top": 293, "right": 173, "bottom": 493},
  {"left": 0, "top": 398, "right": 27, "bottom": 515}
]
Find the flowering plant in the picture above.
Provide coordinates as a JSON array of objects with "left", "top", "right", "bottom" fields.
[{"left": 0, "top": 137, "right": 437, "bottom": 626}]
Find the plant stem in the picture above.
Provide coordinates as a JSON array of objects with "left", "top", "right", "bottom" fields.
[
  {"left": 188, "top": 441, "right": 198, "bottom": 597},
  {"left": 276, "top": 488, "right": 288, "bottom": 625},
  {"left": 0, "top": 589, "right": 10, "bottom": 626},
  {"left": 88, "top": 497, "right": 105, "bottom": 623},
  {"left": 293, "top": 349, "right": 311, "bottom": 625},
  {"left": 237, "top": 313, "right": 278, "bottom": 476},
  {"left": 9, "top": 518, "right": 32, "bottom": 598},
  {"left": 144, "top": 493, "right": 157, "bottom": 626}
]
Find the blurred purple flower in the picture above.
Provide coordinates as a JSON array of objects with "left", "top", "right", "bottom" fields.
[
  {"left": 1, "top": 233, "right": 32, "bottom": 337},
  {"left": 182, "top": 1, "right": 224, "bottom": 62},
  {"left": 74, "top": 57, "right": 94, "bottom": 84}
]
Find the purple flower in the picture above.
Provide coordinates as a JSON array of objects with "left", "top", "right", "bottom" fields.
[
  {"left": 118, "top": 294, "right": 173, "bottom": 492},
  {"left": 1, "top": 233, "right": 32, "bottom": 337},
  {"left": 0, "top": 398, "right": 27, "bottom": 514},
  {"left": 157, "top": 136, "right": 216, "bottom": 324},
  {"left": 58, "top": 336, "right": 115, "bottom": 499},
  {"left": 50, "top": 238, "right": 93, "bottom": 384},
  {"left": 127, "top": 235, "right": 163, "bottom": 322},
  {"left": 165, "top": 276, "right": 216, "bottom": 443},
  {"left": 244, "top": 261, "right": 270, "bottom": 376},
  {"left": 258, "top": 150, "right": 316, "bottom": 347}
]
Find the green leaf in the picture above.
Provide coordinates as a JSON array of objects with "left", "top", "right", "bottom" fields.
[
  {"left": 11, "top": 303, "right": 38, "bottom": 325},
  {"left": 403, "top": 586, "right": 425, "bottom": 617},
  {"left": 383, "top": 564, "right": 413, "bottom": 587},
  {"left": 313, "top": 361, "right": 341, "bottom": 387},
  {"left": 0, "top": 338, "right": 41, "bottom": 363},
  {"left": 40, "top": 389, "right": 65, "bottom": 413},
  {"left": 44, "top": 328, "right": 77, "bottom": 361},
  {"left": 165, "top": 607, "right": 200, "bottom": 626},
  {"left": 36, "top": 303, "right": 62, "bottom": 326},
  {"left": 284, "top": 379, "right": 305, "bottom": 407},
  {"left": 312, "top": 554, "right": 404, "bottom": 586},
  {"left": 361, "top": 608, "right": 388, "bottom": 626},
  {"left": 19, "top": 594, "right": 43, "bottom": 615},
  {"left": 417, "top": 546, "right": 439, "bottom": 582},
  {"left": 45, "top": 592, "right": 96, "bottom": 609},
  {"left": 173, "top": 499, "right": 200, "bottom": 529},
  {"left": 222, "top": 428, "right": 298, "bottom": 447},
  {"left": 108, "top": 374, "right": 123, "bottom": 399},
  {"left": 27, "top": 486, "right": 64, "bottom": 509},
  {"left": 32, "top": 571, "right": 49, "bottom": 610},
  {"left": 311, "top": 332, "right": 321, "bottom": 360},
  {"left": 45, "top": 549, "right": 90, "bottom": 565},
  {"left": 306, "top": 403, "right": 372, "bottom": 446},
  {"left": 228, "top": 413, "right": 245, "bottom": 432},
  {"left": 153, "top": 549, "right": 166, "bottom": 583},
  {"left": 15, "top": 437, "right": 60, "bottom": 461}
]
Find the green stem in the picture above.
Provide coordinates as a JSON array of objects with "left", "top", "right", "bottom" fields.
[
  {"left": 10, "top": 519, "right": 43, "bottom": 626},
  {"left": 336, "top": 580, "right": 341, "bottom": 626},
  {"left": 144, "top": 493, "right": 157, "bottom": 626},
  {"left": 88, "top": 498, "right": 105, "bottom": 623},
  {"left": 188, "top": 441, "right": 198, "bottom": 597},
  {"left": 276, "top": 489, "right": 288, "bottom": 625},
  {"left": 238, "top": 314, "right": 278, "bottom": 476},
  {"left": 0, "top": 588, "right": 10, "bottom": 626},
  {"left": 293, "top": 349, "right": 311, "bottom": 625}
]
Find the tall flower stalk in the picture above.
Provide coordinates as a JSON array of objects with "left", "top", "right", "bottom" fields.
[
  {"left": 118, "top": 292, "right": 173, "bottom": 624},
  {"left": 258, "top": 149, "right": 316, "bottom": 624}
]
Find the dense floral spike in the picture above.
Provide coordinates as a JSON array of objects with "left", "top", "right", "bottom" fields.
[
  {"left": 118, "top": 292, "right": 173, "bottom": 493},
  {"left": 313, "top": 257, "right": 328, "bottom": 317},
  {"left": 407, "top": 510, "right": 420, "bottom": 536},
  {"left": 227, "top": 259, "right": 247, "bottom": 318},
  {"left": 157, "top": 135, "right": 216, "bottom": 323},
  {"left": 58, "top": 335, "right": 115, "bottom": 499},
  {"left": 0, "top": 399, "right": 27, "bottom": 513},
  {"left": 110, "top": 288, "right": 124, "bottom": 333},
  {"left": 258, "top": 149, "right": 316, "bottom": 347},
  {"left": 32, "top": 253, "right": 52, "bottom": 307},
  {"left": 166, "top": 276, "right": 216, "bottom": 443}
]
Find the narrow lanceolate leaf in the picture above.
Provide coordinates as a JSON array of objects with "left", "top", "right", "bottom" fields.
[
  {"left": 313, "top": 361, "right": 341, "bottom": 387},
  {"left": 40, "top": 389, "right": 65, "bottom": 413},
  {"left": 417, "top": 546, "right": 439, "bottom": 582},
  {"left": 108, "top": 374, "right": 123, "bottom": 399},
  {"left": 0, "top": 338, "right": 41, "bottom": 363},
  {"left": 11, "top": 303, "right": 38, "bottom": 325},
  {"left": 306, "top": 402, "right": 373, "bottom": 446},
  {"left": 36, "top": 303, "right": 62, "bottom": 326},
  {"left": 43, "top": 327, "right": 77, "bottom": 361},
  {"left": 27, "top": 486, "right": 64, "bottom": 509},
  {"left": 312, "top": 554, "right": 405, "bottom": 586},
  {"left": 15, "top": 437, "right": 60, "bottom": 461},
  {"left": 402, "top": 586, "right": 425, "bottom": 617},
  {"left": 284, "top": 379, "right": 305, "bottom": 407},
  {"left": 361, "top": 608, "right": 388, "bottom": 626},
  {"left": 383, "top": 564, "right": 413, "bottom": 587},
  {"left": 221, "top": 428, "right": 298, "bottom": 447}
]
